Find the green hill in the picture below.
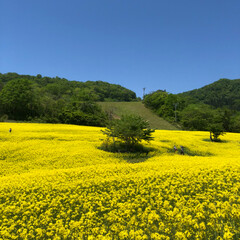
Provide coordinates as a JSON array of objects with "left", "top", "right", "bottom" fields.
[
  {"left": 98, "top": 102, "right": 178, "bottom": 130},
  {"left": 143, "top": 78, "right": 240, "bottom": 132},
  {"left": 0, "top": 72, "right": 137, "bottom": 102},
  {"left": 179, "top": 78, "right": 240, "bottom": 110},
  {"left": 0, "top": 72, "right": 137, "bottom": 124}
]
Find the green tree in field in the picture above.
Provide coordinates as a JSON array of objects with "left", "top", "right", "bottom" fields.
[
  {"left": 209, "top": 123, "right": 225, "bottom": 142},
  {"left": 102, "top": 114, "right": 155, "bottom": 152}
]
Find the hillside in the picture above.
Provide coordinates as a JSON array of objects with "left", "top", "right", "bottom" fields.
[
  {"left": 0, "top": 73, "right": 137, "bottom": 124},
  {"left": 2, "top": 72, "right": 239, "bottom": 131},
  {"left": 143, "top": 78, "right": 240, "bottom": 132},
  {"left": 179, "top": 78, "right": 240, "bottom": 110},
  {"left": 98, "top": 102, "right": 178, "bottom": 130}
]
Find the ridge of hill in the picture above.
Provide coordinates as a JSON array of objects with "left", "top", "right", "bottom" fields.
[
  {"left": 0, "top": 72, "right": 137, "bottom": 102},
  {"left": 98, "top": 102, "right": 178, "bottom": 130},
  {"left": 179, "top": 78, "right": 240, "bottom": 110}
]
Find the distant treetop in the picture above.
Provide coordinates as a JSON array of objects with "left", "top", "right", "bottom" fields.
[{"left": 0, "top": 72, "right": 137, "bottom": 102}]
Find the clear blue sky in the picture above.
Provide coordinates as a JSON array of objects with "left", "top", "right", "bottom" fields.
[{"left": 1, "top": 0, "right": 240, "bottom": 97}]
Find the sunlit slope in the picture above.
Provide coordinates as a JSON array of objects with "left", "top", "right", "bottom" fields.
[
  {"left": 0, "top": 123, "right": 240, "bottom": 239},
  {"left": 98, "top": 102, "right": 178, "bottom": 130}
]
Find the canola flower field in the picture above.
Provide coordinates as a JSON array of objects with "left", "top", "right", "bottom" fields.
[{"left": 0, "top": 123, "right": 240, "bottom": 240}]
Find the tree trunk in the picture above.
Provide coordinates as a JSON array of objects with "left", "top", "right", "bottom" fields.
[{"left": 210, "top": 132, "right": 213, "bottom": 142}]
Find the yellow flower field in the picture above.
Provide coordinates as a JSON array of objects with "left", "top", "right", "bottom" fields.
[{"left": 0, "top": 123, "right": 240, "bottom": 239}]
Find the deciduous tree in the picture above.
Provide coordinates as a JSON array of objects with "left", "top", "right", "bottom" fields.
[{"left": 102, "top": 114, "right": 155, "bottom": 151}]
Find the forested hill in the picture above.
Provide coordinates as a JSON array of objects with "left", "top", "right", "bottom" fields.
[
  {"left": 143, "top": 78, "right": 240, "bottom": 132},
  {"left": 0, "top": 72, "right": 137, "bottom": 125},
  {"left": 179, "top": 78, "right": 240, "bottom": 110},
  {"left": 0, "top": 73, "right": 137, "bottom": 102}
]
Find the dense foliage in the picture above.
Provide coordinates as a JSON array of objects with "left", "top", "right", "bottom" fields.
[
  {"left": 180, "top": 78, "right": 240, "bottom": 110},
  {"left": 143, "top": 79, "right": 240, "bottom": 133},
  {"left": 0, "top": 79, "right": 39, "bottom": 120},
  {"left": 0, "top": 73, "right": 137, "bottom": 125},
  {"left": 101, "top": 114, "right": 155, "bottom": 152},
  {"left": 0, "top": 123, "right": 240, "bottom": 239},
  {"left": 143, "top": 90, "right": 187, "bottom": 122}
]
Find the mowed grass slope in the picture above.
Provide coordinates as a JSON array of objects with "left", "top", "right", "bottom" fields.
[
  {"left": 0, "top": 123, "right": 240, "bottom": 239},
  {"left": 98, "top": 102, "right": 178, "bottom": 130}
]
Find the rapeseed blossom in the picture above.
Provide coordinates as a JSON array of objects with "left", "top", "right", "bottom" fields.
[{"left": 0, "top": 123, "right": 240, "bottom": 239}]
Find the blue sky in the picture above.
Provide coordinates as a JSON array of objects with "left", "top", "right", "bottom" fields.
[{"left": 1, "top": 0, "right": 240, "bottom": 97}]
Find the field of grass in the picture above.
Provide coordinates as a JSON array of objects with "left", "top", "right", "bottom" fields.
[
  {"left": 98, "top": 102, "right": 178, "bottom": 130},
  {"left": 0, "top": 123, "right": 240, "bottom": 239}
]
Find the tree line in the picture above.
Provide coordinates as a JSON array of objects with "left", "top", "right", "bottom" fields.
[
  {"left": 1, "top": 73, "right": 239, "bottom": 133},
  {"left": 143, "top": 79, "right": 240, "bottom": 133},
  {"left": 0, "top": 73, "right": 137, "bottom": 126}
]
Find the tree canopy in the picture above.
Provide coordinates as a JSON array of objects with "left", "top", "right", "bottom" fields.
[
  {"left": 0, "top": 73, "right": 137, "bottom": 102},
  {"left": 102, "top": 114, "right": 155, "bottom": 152},
  {"left": 179, "top": 78, "right": 240, "bottom": 110},
  {"left": 0, "top": 79, "right": 39, "bottom": 120}
]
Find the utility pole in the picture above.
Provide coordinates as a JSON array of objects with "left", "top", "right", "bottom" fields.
[{"left": 143, "top": 87, "right": 146, "bottom": 100}]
